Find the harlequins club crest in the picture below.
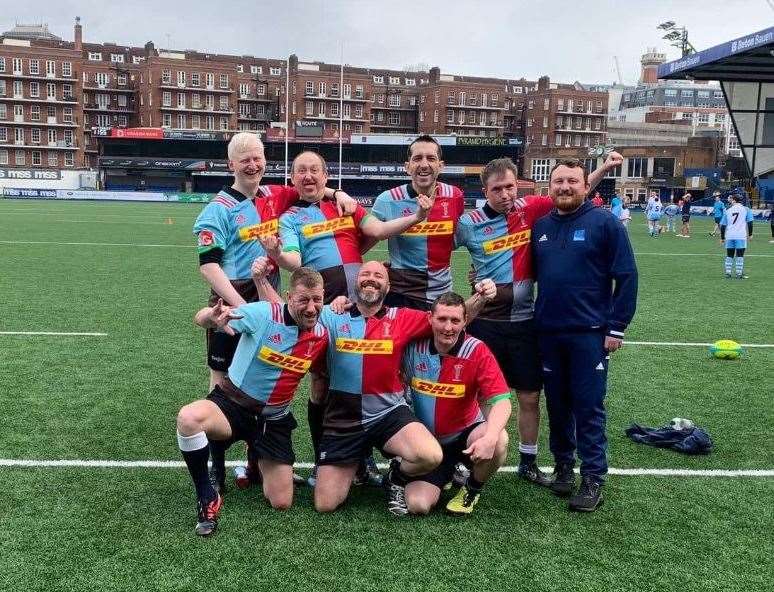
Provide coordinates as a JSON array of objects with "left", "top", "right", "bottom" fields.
[
  {"left": 382, "top": 323, "right": 391, "bottom": 338},
  {"left": 452, "top": 363, "right": 464, "bottom": 381}
]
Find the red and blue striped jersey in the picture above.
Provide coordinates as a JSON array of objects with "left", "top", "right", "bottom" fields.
[
  {"left": 455, "top": 195, "right": 553, "bottom": 321},
  {"left": 319, "top": 305, "right": 432, "bottom": 430},
  {"left": 227, "top": 301, "right": 328, "bottom": 417},
  {"left": 279, "top": 200, "right": 370, "bottom": 302},
  {"left": 403, "top": 334, "right": 510, "bottom": 442},
  {"left": 372, "top": 183, "right": 465, "bottom": 304},
  {"left": 193, "top": 184, "right": 297, "bottom": 281}
]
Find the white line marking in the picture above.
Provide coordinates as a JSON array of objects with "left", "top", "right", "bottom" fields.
[
  {"left": 627, "top": 341, "right": 774, "bottom": 348},
  {"left": 0, "top": 240, "right": 192, "bottom": 249},
  {"left": 0, "top": 331, "right": 108, "bottom": 336},
  {"left": 0, "top": 459, "right": 771, "bottom": 477}
]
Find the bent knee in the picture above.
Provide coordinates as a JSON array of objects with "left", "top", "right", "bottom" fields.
[
  {"left": 407, "top": 495, "right": 435, "bottom": 515},
  {"left": 314, "top": 497, "right": 341, "bottom": 513},
  {"left": 176, "top": 405, "right": 202, "bottom": 434},
  {"left": 268, "top": 495, "right": 293, "bottom": 511}
]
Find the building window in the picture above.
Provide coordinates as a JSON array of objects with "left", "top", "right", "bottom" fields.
[
  {"left": 63, "top": 107, "right": 73, "bottom": 123},
  {"left": 388, "top": 94, "right": 401, "bottom": 107},
  {"left": 29, "top": 60, "right": 40, "bottom": 75},
  {"left": 162, "top": 92, "right": 172, "bottom": 106},
  {"left": 117, "top": 115, "right": 127, "bottom": 126},
  {"left": 239, "top": 83, "right": 249, "bottom": 98},
  {"left": 31, "top": 150, "right": 41, "bottom": 166},
  {"left": 162, "top": 113, "right": 172, "bottom": 127},
  {"left": 190, "top": 73, "right": 200, "bottom": 87},
  {"left": 191, "top": 93, "right": 201, "bottom": 108},
  {"left": 664, "top": 89, "right": 677, "bottom": 97},
  {"left": 96, "top": 114, "right": 110, "bottom": 126},
  {"left": 47, "top": 83, "right": 57, "bottom": 100},
  {"left": 219, "top": 96, "right": 229, "bottom": 111},
  {"left": 13, "top": 81, "right": 23, "bottom": 97},
  {"left": 605, "top": 162, "right": 622, "bottom": 178},
  {"left": 305, "top": 101, "right": 314, "bottom": 116},
  {"left": 177, "top": 114, "right": 186, "bottom": 128},
  {"left": 531, "top": 158, "right": 552, "bottom": 182},
  {"left": 88, "top": 52, "right": 102, "bottom": 61},
  {"left": 29, "top": 82, "right": 40, "bottom": 98},
  {"left": 330, "top": 103, "right": 339, "bottom": 117},
  {"left": 541, "top": 134, "right": 547, "bottom": 145},
  {"left": 373, "top": 75, "right": 384, "bottom": 84},
  {"left": 206, "top": 95, "right": 214, "bottom": 110},
  {"left": 16, "top": 150, "right": 26, "bottom": 165},
  {"left": 0, "top": 80, "right": 5, "bottom": 96},
  {"left": 447, "top": 110, "right": 454, "bottom": 124},
  {"left": 132, "top": 56, "right": 143, "bottom": 64},
  {"left": 354, "top": 104, "right": 363, "bottom": 118},
  {"left": 206, "top": 73, "right": 214, "bottom": 88},
  {"left": 250, "top": 65, "right": 262, "bottom": 74},
  {"left": 305, "top": 81, "right": 314, "bottom": 96},
  {"left": 111, "top": 54, "right": 125, "bottom": 63},
  {"left": 219, "top": 116, "right": 228, "bottom": 130},
  {"left": 355, "top": 85, "right": 363, "bottom": 99},
  {"left": 0, "top": 105, "right": 5, "bottom": 120},
  {"left": 330, "top": 83, "right": 339, "bottom": 98},
  {"left": 117, "top": 95, "right": 127, "bottom": 107},
  {"left": 405, "top": 78, "right": 415, "bottom": 86},
  {"left": 94, "top": 72, "right": 109, "bottom": 87},
  {"left": 343, "top": 84, "right": 351, "bottom": 99},
  {"left": 47, "top": 151, "right": 57, "bottom": 167},
  {"left": 0, "top": 58, "right": 5, "bottom": 72},
  {"left": 318, "top": 102, "right": 325, "bottom": 116},
  {"left": 257, "top": 84, "right": 266, "bottom": 96},
  {"left": 0, "top": 150, "right": 7, "bottom": 165},
  {"left": 205, "top": 115, "right": 214, "bottom": 129},
  {"left": 627, "top": 157, "right": 647, "bottom": 178},
  {"left": 191, "top": 114, "right": 200, "bottom": 128},
  {"left": 12, "top": 58, "right": 22, "bottom": 73},
  {"left": 177, "top": 93, "right": 186, "bottom": 108},
  {"left": 219, "top": 74, "right": 229, "bottom": 89},
  {"left": 0, "top": 128, "right": 7, "bottom": 142},
  {"left": 319, "top": 81, "right": 326, "bottom": 95},
  {"left": 30, "top": 106, "right": 40, "bottom": 121},
  {"left": 176, "top": 70, "right": 186, "bottom": 86},
  {"left": 64, "top": 153, "right": 74, "bottom": 167},
  {"left": 31, "top": 128, "right": 41, "bottom": 144}
]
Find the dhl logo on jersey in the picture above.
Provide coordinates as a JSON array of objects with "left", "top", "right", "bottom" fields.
[
  {"left": 239, "top": 219, "right": 278, "bottom": 242},
  {"left": 410, "top": 377, "right": 466, "bottom": 398},
  {"left": 482, "top": 229, "right": 531, "bottom": 254},
  {"left": 335, "top": 338, "right": 393, "bottom": 354},
  {"left": 402, "top": 220, "right": 454, "bottom": 236},
  {"left": 257, "top": 346, "right": 311, "bottom": 374},
  {"left": 302, "top": 216, "right": 355, "bottom": 238}
]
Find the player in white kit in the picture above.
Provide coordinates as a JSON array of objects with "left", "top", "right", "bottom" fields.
[{"left": 720, "top": 194, "right": 753, "bottom": 279}]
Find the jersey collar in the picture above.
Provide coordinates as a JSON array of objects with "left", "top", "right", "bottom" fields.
[
  {"left": 222, "top": 185, "right": 250, "bottom": 202},
  {"left": 429, "top": 331, "right": 466, "bottom": 357},
  {"left": 406, "top": 183, "right": 440, "bottom": 199},
  {"left": 350, "top": 304, "right": 388, "bottom": 319},
  {"left": 482, "top": 203, "right": 503, "bottom": 220},
  {"left": 282, "top": 304, "right": 297, "bottom": 327}
]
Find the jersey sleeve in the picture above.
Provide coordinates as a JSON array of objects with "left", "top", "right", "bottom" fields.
[
  {"left": 525, "top": 195, "right": 554, "bottom": 219},
  {"left": 371, "top": 192, "right": 390, "bottom": 222},
  {"left": 309, "top": 333, "right": 329, "bottom": 375},
  {"left": 354, "top": 204, "right": 370, "bottom": 227},
  {"left": 279, "top": 212, "right": 301, "bottom": 253},
  {"left": 267, "top": 184, "right": 300, "bottom": 216},
  {"left": 453, "top": 188, "right": 466, "bottom": 218},
  {"left": 454, "top": 217, "right": 471, "bottom": 249},
  {"left": 399, "top": 308, "right": 433, "bottom": 340},
  {"left": 474, "top": 345, "right": 511, "bottom": 404},
  {"left": 193, "top": 203, "right": 229, "bottom": 255},
  {"left": 227, "top": 302, "right": 267, "bottom": 335}
]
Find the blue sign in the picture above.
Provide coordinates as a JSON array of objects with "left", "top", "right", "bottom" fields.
[{"left": 658, "top": 26, "right": 774, "bottom": 78}]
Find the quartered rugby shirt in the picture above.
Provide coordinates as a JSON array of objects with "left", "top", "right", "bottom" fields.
[
  {"left": 279, "top": 198, "right": 369, "bottom": 303},
  {"left": 404, "top": 333, "right": 510, "bottom": 443},
  {"left": 193, "top": 185, "right": 298, "bottom": 281},
  {"left": 455, "top": 195, "right": 553, "bottom": 322},
  {"left": 372, "top": 182, "right": 465, "bottom": 304},
  {"left": 319, "top": 305, "right": 432, "bottom": 431},
  {"left": 227, "top": 302, "right": 328, "bottom": 418}
]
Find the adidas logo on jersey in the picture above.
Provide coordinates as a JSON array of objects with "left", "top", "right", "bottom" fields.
[
  {"left": 415, "top": 362, "right": 428, "bottom": 373},
  {"left": 538, "top": 234, "right": 548, "bottom": 242}
]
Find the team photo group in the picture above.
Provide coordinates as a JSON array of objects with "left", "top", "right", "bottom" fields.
[{"left": 176, "top": 131, "right": 638, "bottom": 536}]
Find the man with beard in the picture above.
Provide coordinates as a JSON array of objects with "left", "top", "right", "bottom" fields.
[
  {"left": 177, "top": 268, "right": 328, "bottom": 536},
  {"left": 368, "top": 135, "right": 464, "bottom": 311},
  {"left": 455, "top": 154, "right": 623, "bottom": 486},
  {"left": 251, "top": 259, "right": 497, "bottom": 515},
  {"left": 531, "top": 159, "right": 638, "bottom": 512}
]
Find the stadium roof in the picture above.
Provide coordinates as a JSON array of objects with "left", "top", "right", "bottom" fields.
[
  {"left": 1, "top": 23, "right": 62, "bottom": 41},
  {"left": 658, "top": 26, "right": 774, "bottom": 82}
]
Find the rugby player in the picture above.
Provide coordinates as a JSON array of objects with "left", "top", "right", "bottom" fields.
[
  {"left": 252, "top": 259, "right": 497, "bottom": 515},
  {"left": 367, "top": 135, "right": 464, "bottom": 311},
  {"left": 177, "top": 267, "right": 328, "bottom": 536},
  {"left": 402, "top": 292, "right": 512, "bottom": 516},
  {"left": 720, "top": 193, "right": 753, "bottom": 279},
  {"left": 454, "top": 153, "right": 622, "bottom": 486}
]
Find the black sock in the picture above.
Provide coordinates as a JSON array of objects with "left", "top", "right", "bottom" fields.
[
  {"left": 209, "top": 439, "right": 227, "bottom": 478},
  {"left": 308, "top": 400, "right": 325, "bottom": 462},
  {"left": 181, "top": 445, "right": 215, "bottom": 501},
  {"left": 519, "top": 452, "right": 537, "bottom": 466},
  {"left": 467, "top": 476, "right": 484, "bottom": 492}
]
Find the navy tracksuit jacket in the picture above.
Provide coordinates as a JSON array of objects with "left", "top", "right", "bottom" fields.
[{"left": 532, "top": 201, "right": 638, "bottom": 478}]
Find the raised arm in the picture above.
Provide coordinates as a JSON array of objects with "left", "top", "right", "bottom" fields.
[
  {"left": 587, "top": 151, "right": 623, "bottom": 193},
  {"left": 464, "top": 279, "right": 497, "bottom": 321},
  {"left": 251, "top": 256, "right": 286, "bottom": 304},
  {"left": 360, "top": 194, "right": 435, "bottom": 240}
]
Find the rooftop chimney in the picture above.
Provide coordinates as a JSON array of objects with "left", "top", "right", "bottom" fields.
[{"left": 74, "top": 16, "right": 82, "bottom": 51}]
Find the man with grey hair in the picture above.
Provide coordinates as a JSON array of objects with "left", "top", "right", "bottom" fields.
[{"left": 193, "top": 132, "right": 357, "bottom": 492}]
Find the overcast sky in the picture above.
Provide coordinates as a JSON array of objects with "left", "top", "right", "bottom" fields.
[{"left": 4, "top": 1, "right": 773, "bottom": 85}]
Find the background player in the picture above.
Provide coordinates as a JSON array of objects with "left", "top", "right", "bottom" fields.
[
  {"left": 177, "top": 268, "right": 328, "bottom": 536},
  {"left": 710, "top": 192, "right": 726, "bottom": 237},
  {"left": 645, "top": 195, "right": 663, "bottom": 237},
  {"left": 402, "top": 292, "right": 512, "bottom": 516},
  {"left": 663, "top": 199, "right": 680, "bottom": 233},
  {"left": 720, "top": 193, "right": 753, "bottom": 279}
]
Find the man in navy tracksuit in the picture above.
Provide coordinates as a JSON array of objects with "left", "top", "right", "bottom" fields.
[{"left": 532, "top": 158, "right": 637, "bottom": 512}]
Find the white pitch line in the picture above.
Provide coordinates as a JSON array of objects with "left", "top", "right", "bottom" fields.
[
  {"left": 626, "top": 341, "right": 774, "bottom": 348},
  {"left": 0, "top": 331, "right": 107, "bottom": 336},
  {"left": 0, "top": 459, "right": 771, "bottom": 477},
  {"left": 0, "top": 240, "right": 192, "bottom": 249}
]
